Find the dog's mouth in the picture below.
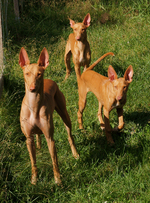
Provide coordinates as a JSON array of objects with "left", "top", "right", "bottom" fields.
[
  {"left": 76, "top": 36, "right": 81, "bottom": 41},
  {"left": 29, "top": 82, "right": 38, "bottom": 92},
  {"left": 29, "top": 85, "right": 37, "bottom": 92},
  {"left": 112, "top": 99, "right": 122, "bottom": 109},
  {"left": 30, "top": 89, "right": 36, "bottom": 93},
  {"left": 117, "top": 95, "right": 126, "bottom": 104}
]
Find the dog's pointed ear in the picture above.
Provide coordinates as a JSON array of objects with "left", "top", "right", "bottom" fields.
[
  {"left": 69, "top": 18, "right": 75, "bottom": 28},
  {"left": 19, "top": 47, "right": 30, "bottom": 69},
  {"left": 83, "top": 13, "right": 91, "bottom": 27},
  {"left": 38, "top": 48, "right": 49, "bottom": 70},
  {"left": 108, "top": 65, "right": 118, "bottom": 81},
  {"left": 124, "top": 65, "right": 133, "bottom": 83}
]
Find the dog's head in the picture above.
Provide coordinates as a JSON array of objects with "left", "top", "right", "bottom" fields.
[
  {"left": 108, "top": 65, "right": 133, "bottom": 104},
  {"left": 19, "top": 47, "right": 49, "bottom": 92},
  {"left": 69, "top": 13, "right": 91, "bottom": 41}
]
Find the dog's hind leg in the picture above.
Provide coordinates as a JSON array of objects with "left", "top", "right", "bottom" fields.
[
  {"left": 55, "top": 89, "right": 79, "bottom": 159},
  {"left": 64, "top": 42, "right": 72, "bottom": 80}
]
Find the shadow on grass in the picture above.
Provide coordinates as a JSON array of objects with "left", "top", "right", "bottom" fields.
[
  {"left": 124, "top": 111, "right": 150, "bottom": 127},
  {"left": 4, "top": 74, "right": 24, "bottom": 95},
  {"left": 1, "top": 75, "right": 25, "bottom": 141},
  {"left": 76, "top": 119, "right": 149, "bottom": 172}
]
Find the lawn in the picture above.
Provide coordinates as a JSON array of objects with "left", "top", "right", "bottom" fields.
[{"left": 0, "top": 0, "right": 150, "bottom": 202}]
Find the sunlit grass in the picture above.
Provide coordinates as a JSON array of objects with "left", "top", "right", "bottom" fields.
[{"left": 0, "top": 0, "right": 150, "bottom": 202}]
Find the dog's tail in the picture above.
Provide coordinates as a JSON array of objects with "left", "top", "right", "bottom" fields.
[{"left": 85, "top": 52, "right": 115, "bottom": 71}]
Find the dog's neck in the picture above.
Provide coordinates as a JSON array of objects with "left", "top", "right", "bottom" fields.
[
  {"left": 75, "top": 41, "right": 86, "bottom": 64},
  {"left": 25, "top": 83, "right": 44, "bottom": 117},
  {"left": 76, "top": 40, "right": 86, "bottom": 49}
]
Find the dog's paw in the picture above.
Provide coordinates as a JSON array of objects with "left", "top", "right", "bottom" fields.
[
  {"left": 64, "top": 73, "right": 70, "bottom": 80},
  {"left": 100, "top": 123, "right": 105, "bottom": 130},
  {"left": 74, "top": 153, "right": 79, "bottom": 159},
  {"left": 79, "top": 124, "right": 84, "bottom": 130},
  {"left": 31, "top": 174, "right": 37, "bottom": 185},
  {"left": 112, "top": 125, "right": 124, "bottom": 132},
  {"left": 55, "top": 176, "right": 62, "bottom": 186}
]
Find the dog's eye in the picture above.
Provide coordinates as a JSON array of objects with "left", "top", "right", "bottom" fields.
[
  {"left": 114, "top": 86, "right": 118, "bottom": 89},
  {"left": 37, "top": 73, "right": 41, "bottom": 77},
  {"left": 82, "top": 29, "right": 85, "bottom": 31},
  {"left": 124, "top": 86, "right": 126, "bottom": 90},
  {"left": 74, "top": 29, "right": 77, "bottom": 31},
  {"left": 26, "top": 72, "right": 29, "bottom": 76}
]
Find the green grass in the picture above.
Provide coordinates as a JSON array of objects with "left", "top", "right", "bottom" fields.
[{"left": 0, "top": 0, "right": 150, "bottom": 202}]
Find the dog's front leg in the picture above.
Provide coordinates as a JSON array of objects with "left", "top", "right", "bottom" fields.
[
  {"left": 74, "top": 63, "right": 81, "bottom": 80},
  {"left": 26, "top": 135, "right": 37, "bottom": 185},
  {"left": 83, "top": 49, "right": 91, "bottom": 72},
  {"left": 116, "top": 107, "right": 124, "bottom": 130},
  {"left": 104, "top": 107, "right": 115, "bottom": 145},
  {"left": 112, "top": 107, "right": 125, "bottom": 132},
  {"left": 36, "top": 134, "right": 41, "bottom": 149},
  {"left": 77, "top": 88, "right": 87, "bottom": 129},
  {"left": 77, "top": 103, "right": 84, "bottom": 130},
  {"left": 98, "top": 102, "right": 105, "bottom": 130},
  {"left": 83, "top": 65, "right": 88, "bottom": 72},
  {"left": 44, "top": 119, "right": 61, "bottom": 185}
]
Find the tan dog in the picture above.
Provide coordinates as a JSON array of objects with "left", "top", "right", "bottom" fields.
[
  {"left": 19, "top": 47, "right": 79, "bottom": 185},
  {"left": 77, "top": 52, "right": 133, "bottom": 145},
  {"left": 64, "top": 13, "right": 91, "bottom": 80}
]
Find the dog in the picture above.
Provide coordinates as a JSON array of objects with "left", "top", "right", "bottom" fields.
[
  {"left": 19, "top": 47, "right": 79, "bottom": 185},
  {"left": 77, "top": 52, "right": 133, "bottom": 145},
  {"left": 64, "top": 13, "right": 91, "bottom": 80}
]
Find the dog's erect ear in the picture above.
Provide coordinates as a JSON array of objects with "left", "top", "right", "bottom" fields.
[
  {"left": 124, "top": 65, "right": 133, "bottom": 83},
  {"left": 83, "top": 13, "right": 91, "bottom": 27},
  {"left": 108, "top": 65, "right": 118, "bottom": 81},
  {"left": 38, "top": 48, "right": 49, "bottom": 70},
  {"left": 19, "top": 47, "right": 30, "bottom": 69},
  {"left": 69, "top": 18, "right": 75, "bottom": 28}
]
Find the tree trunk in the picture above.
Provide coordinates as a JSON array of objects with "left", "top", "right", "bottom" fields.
[
  {"left": 0, "top": 2, "right": 3, "bottom": 99},
  {"left": 13, "top": 0, "right": 20, "bottom": 20}
]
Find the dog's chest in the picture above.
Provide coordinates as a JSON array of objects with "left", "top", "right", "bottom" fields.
[
  {"left": 21, "top": 106, "right": 45, "bottom": 135},
  {"left": 79, "top": 53, "right": 85, "bottom": 64},
  {"left": 29, "top": 113, "right": 42, "bottom": 134},
  {"left": 111, "top": 100, "right": 124, "bottom": 110},
  {"left": 76, "top": 42, "right": 86, "bottom": 64},
  {"left": 111, "top": 100, "right": 120, "bottom": 109}
]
